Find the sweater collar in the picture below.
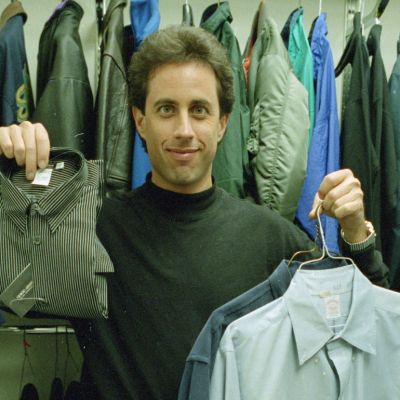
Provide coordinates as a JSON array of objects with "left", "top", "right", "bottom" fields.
[{"left": 136, "top": 174, "right": 223, "bottom": 219}]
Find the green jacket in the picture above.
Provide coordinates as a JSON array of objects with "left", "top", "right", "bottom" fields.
[
  {"left": 245, "top": 15, "right": 309, "bottom": 221},
  {"left": 201, "top": 2, "right": 250, "bottom": 199}
]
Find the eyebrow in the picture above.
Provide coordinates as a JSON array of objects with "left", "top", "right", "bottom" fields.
[{"left": 152, "top": 98, "right": 214, "bottom": 109}]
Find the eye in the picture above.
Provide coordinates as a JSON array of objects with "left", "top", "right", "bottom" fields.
[
  {"left": 193, "top": 106, "right": 206, "bottom": 115},
  {"left": 159, "top": 105, "right": 174, "bottom": 114}
]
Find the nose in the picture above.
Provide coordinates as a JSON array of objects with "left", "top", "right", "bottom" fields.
[{"left": 173, "top": 111, "right": 195, "bottom": 139}]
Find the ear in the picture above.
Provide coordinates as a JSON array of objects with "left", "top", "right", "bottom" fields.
[
  {"left": 132, "top": 106, "right": 146, "bottom": 140},
  {"left": 217, "top": 114, "right": 229, "bottom": 144}
]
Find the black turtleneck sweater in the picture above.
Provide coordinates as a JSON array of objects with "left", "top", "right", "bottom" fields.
[{"left": 71, "top": 178, "right": 388, "bottom": 400}]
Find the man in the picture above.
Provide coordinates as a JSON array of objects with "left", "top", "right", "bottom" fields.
[{"left": 0, "top": 26, "right": 387, "bottom": 399}]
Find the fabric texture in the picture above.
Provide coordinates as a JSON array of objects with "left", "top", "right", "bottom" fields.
[
  {"left": 0, "top": 1, "right": 34, "bottom": 126},
  {"left": 281, "top": 7, "right": 315, "bottom": 148},
  {"left": 0, "top": 148, "right": 114, "bottom": 318},
  {"left": 210, "top": 262, "right": 400, "bottom": 399},
  {"left": 388, "top": 40, "right": 400, "bottom": 288},
  {"left": 296, "top": 13, "right": 340, "bottom": 251},
  {"left": 201, "top": 2, "right": 251, "bottom": 199},
  {"left": 95, "top": 0, "right": 134, "bottom": 198},
  {"left": 246, "top": 15, "right": 309, "bottom": 220},
  {"left": 32, "top": 0, "right": 95, "bottom": 159},
  {"left": 130, "top": 0, "right": 160, "bottom": 189},
  {"left": 335, "top": 13, "right": 383, "bottom": 251},
  {"left": 71, "top": 176, "right": 388, "bottom": 400},
  {"left": 366, "top": 24, "right": 398, "bottom": 263},
  {"left": 178, "top": 257, "right": 345, "bottom": 400}
]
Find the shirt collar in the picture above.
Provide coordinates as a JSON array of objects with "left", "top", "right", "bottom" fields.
[
  {"left": 0, "top": 148, "right": 88, "bottom": 234},
  {"left": 284, "top": 262, "right": 376, "bottom": 366}
]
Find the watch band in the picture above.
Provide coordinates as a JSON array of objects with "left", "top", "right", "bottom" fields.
[{"left": 340, "top": 221, "right": 376, "bottom": 252}]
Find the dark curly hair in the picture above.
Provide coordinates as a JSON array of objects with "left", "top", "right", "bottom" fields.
[{"left": 128, "top": 25, "right": 235, "bottom": 118}]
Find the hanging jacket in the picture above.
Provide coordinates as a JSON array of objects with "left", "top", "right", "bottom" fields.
[
  {"left": 32, "top": 0, "right": 95, "bottom": 159},
  {"left": 281, "top": 7, "right": 315, "bottom": 148},
  {"left": 0, "top": 1, "right": 34, "bottom": 126},
  {"left": 366, "top": 24, "right": 398, "bottom": 261},
  {"left": 201, "top": 2, "right": 251, "bottom": 199},
  {"left": 388, "top": 37, "right": 400, "bottom": 286},
  {"left": 335, "top": 13, "right": 379, "bottom": 247},
  {"left": 296, "top": 13, "right": 340, "bottom": 251},
  {"left": 131, "top": 0, "right": 160, "bottom": 189},
  {"left": 246, "top": 14, "right": 309, "bottom": 221},
  {"left": 95, "top": 0, "right": 134, "bottom": 198}
]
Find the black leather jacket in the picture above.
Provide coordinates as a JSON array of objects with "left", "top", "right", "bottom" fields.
[
  {"left": 94, "top": 0, "right": 134, "bottom": 197},
  {"left": 33, "top": 0, "right": 95, "bottom": 159}
]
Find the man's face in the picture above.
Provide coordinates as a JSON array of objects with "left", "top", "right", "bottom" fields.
[{"left": 133, "top": 62, "right": 229, "bottom": 194}]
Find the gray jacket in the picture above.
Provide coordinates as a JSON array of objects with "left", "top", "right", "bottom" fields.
[{"left": 245, "top": 15, "right": 309, "bottom": 221}]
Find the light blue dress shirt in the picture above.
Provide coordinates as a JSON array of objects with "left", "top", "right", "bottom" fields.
[
  {"left": 295, "top": 13, "right": 340, "bottom": 253},
  {"left": 210, "top": 262, "right": 400, "bottom": 399}
]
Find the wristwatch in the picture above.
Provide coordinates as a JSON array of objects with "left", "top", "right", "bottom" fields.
[{"left": 340, "top": 221, "right": 376, "bottom": 251}]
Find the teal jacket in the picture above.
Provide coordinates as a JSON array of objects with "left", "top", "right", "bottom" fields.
[
  {"left": 282, "top": 7, "right": 315, "bottom": 148},
  {"left": 201, "top": 2, "right": 250, "bottom": 199}
]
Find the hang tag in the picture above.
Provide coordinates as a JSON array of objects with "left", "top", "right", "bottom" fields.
[
  {"left": 319, "top": 289, "right": 332, "bottom": 298},
  {"left": 325, "top": 295, "right": 341, "bottom": 319},
  {"left": 32, "top": 168, "right": 53, "bottom": 186},
  {"left": 0, "top": 264, "right": 36, "bottom": 318},
  {"left": 55, "top": 162, "right": 64, "bottom": 170}
]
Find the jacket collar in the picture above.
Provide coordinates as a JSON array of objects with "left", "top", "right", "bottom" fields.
[
  {"left": 0, "top": 148, "right": 88, "bottom": 234},
  {"left": 284, "top": 263, "right": 376, "bottom": 366},
  {"left": 310, "top": 13, "right": 329, "bottom": 80},
  {"left": 200, "top": 2, "right": 232, "bottom": 30},
  {"left": 0, "top": 1, "right": 27, "bottom": 30}
]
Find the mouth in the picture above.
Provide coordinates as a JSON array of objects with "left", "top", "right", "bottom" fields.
[{"left": 167, "top": 148, "right": 199, "bottom": 161}]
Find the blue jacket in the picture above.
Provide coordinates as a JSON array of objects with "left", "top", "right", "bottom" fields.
[
  {"left": 0, "top": 1, "right": 34, "bottom": 126},
  {"left": 131, "top": 0, "right": 160, "bottom": 189},
  {"left": 296, "top": 13, "right": 340, "bottom": 252}
]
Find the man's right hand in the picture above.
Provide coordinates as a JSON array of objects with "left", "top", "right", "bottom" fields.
[{"left": 0, "top": 122, "right": 50, "bottom": 180}]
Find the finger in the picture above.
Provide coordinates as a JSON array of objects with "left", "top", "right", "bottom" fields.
[
  {"left": 328, "top": 191, "right": 364, "bottom": 220},
  {"left": 19, "top": 121, "right": 38, "bottom": 180},
  {"left": 9, "top": 124, "right": 26, "bottom": 167},
  {"left": 318, "top": 169, "right": 353, "bottom": 200},
  {"left": 34, "top": 123, "right": 50, "bottom": 169},
  {"left": 309, "top": 192, "right": 322, "bottom": 220},
  {"left": 0, "top": 126, "right": 14, "bottom": 158}
]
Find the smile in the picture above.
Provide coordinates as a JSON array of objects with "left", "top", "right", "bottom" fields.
[{"left": 167, "top": 148, "right": 199, "bottom": 161}]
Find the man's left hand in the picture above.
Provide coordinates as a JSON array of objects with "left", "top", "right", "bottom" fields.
[{"left": 309, "top": 169, "right": 367, "bottom": 243}]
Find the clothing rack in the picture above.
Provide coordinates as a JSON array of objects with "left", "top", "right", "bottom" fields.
[{"left": 0, "top": 326, "right": 75, "bottom": 334}]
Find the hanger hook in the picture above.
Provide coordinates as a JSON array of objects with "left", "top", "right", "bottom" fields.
[{"left": 319, "top": 0, "right": 322, "bottom": 15}]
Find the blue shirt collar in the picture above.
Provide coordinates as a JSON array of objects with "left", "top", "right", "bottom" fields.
[{"left": 284, "top": 263, "right": 376, "bottom": 366}]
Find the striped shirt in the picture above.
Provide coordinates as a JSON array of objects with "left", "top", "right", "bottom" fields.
[{"left": 0, "top": 148, "right": 114, "bottom": 318}]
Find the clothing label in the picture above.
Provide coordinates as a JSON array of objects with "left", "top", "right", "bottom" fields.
[
  {"left": 55, "top": 162, "right": 65, "bottom": 170},
  {"left": 32, "top": 168, "right": 53, "bottom": 186},
  {"left": 319, "top": 289, "right": 332, "bottom": 298},
  {"left": 0, "top": 264, "right": 36, "bottom": 318},
  {"left": 325, "top": 295, "right": 341, "bottom": 319}
]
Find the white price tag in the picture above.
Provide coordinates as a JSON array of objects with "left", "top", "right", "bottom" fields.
[{"left": 32, "top": 168, "right": 53, "bottom": 186}]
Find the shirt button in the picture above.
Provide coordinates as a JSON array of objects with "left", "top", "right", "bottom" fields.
[
  {"left": 352, "top": 356, "right": 356, "bottom": 362},
  {"left": 33, "top": 204, "right": 40, "bottom": 210},
  {"left": 314, "top": 358, "right": 320, "bottom": 364},
  {"left": 33, "top": 235, "right": 41, "bottom": 245}
]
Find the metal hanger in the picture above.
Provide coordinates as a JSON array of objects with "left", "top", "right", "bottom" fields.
[
  {"left": 298, "top": 202, "right": 354, "bottom": 271},
  {"left": 319, "top": 0, "right": 322, "bottom": 15},
  {"left": 346, "top": 0, "right": 390, "bottom": 37}
]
